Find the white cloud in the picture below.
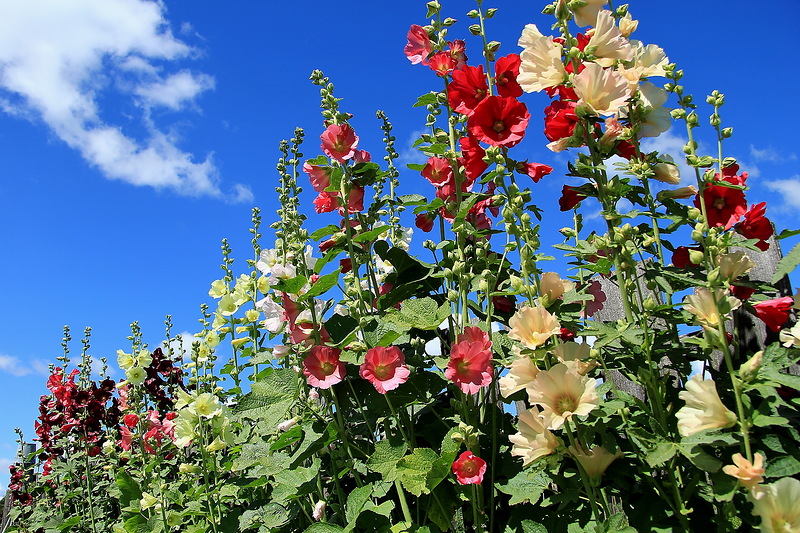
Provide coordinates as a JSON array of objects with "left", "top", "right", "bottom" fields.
[
  {"left": 750, "top": 145, "right": 797, "bottom": 163},
  {"left": 0, "top": 353, "right": 49, "bottom": 377},
  {"left": 398, "top": 129, "right": 428, "bottom": 166},
  {"left": 0, "top": 0, "right": 248, "bottom": 201},
  {"left": 765, "top": 177, "right": 800, "bottom": 210}
]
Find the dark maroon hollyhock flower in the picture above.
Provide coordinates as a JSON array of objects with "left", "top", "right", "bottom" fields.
[
  {"left": 671, "top": 246, "right": 703, "bottom": 269},
  {"left": 493, "top": 295, "right": 515, "bottom": 314},
  {"left": 731, "top": 285, "right": 756, "bottom": 301},
  {"left": 559, "top": 185, "right": 587, "bottom": 211}
]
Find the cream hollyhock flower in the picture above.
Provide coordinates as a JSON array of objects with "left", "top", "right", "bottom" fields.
[
  {"left": 125, "top": 366, "right": 146, "bottom": 385},
  {"left": 539, "top": 272, "right": 575, "bottom": 307},
  {"left": 586, "top": 10, "right": 633, "bottom": 67},
  {"left": 499, "top": 354, "right": 540, "bottom": 398},
  {"left": 718, "top": 251, "right": 756, "bottom": 282},
  {"left": 683, "top": 287, "right": 741, "bottom": 330},
  {"left": 218, "top": 294, "right": 238, "bottom": 317},
  {"left": 139, "top": 492, "right": 159, "bottom": 511},
  {"left": 573, "top": 62, "right": 631, "bottom": 117},
  {"left": 509, "top": 407, "right": 560, "bottom": 466},
  {"left": 676, "top": 375, "right": 737, "bottom": 436},
  {"left": 618, "top": 12, "right": 638, "bottom": 37},
  {"left": 527, "top": 362, "right": 599, "bottom": 430},
  {"left": 572, "top": 0, "right": 607, "bottom": 27},
  {"left": 568, "top": 445, "right": 622, "bottom": 484},
  {"left": 722, "top": 452, "right": 765, "bottom": 489},
  {"left": 208, "top": 279, "right": 228, "bottom": 299},
  {"left": 779, "top": 322, "right": 800, "bottom": 348},
  {"left": 117, "top": 349, "right": 135, "bottom": 371},
  {"left": 634, "top": 82, "right": 671, "bottom": 138},
  {"left": 193, "top": 392, "right": 223, "bottom": 419},
  {"left": 553, "top": 342, "right": 596, "bottom": 375},
  {"left": 618, "top": 41, "right": 669, "bottom": 86},
  {"left": 749, "top": 477, "right": 800, "bottom": 533},
  {"left": 508, "top": 305, "right": 561, "bottom": 349},
  {"left": 657, "top": 185, "right": 698, "bottom": 201},
  {"left": 517, "top": 24, "right": 567, "bottom": 93},
  {"left": 134, "top": 349, "right": 152, "bottom": 368}
]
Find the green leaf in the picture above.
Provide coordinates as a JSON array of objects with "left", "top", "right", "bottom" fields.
[
  {"left": 765, "top": 454, "right": 800, "bottom": 478},
  {"left": 678, "top": 443, "right": 722, "bottom": 472},
  {"left": 367, "top": 438, "right": 408, "bottom": 482},
  {"left": 777, "top": 228, "right": 800, "bottom": 240},
  {"left": 301, "top": 269, "right": 341, "bottom": 300},
  {"left": 235, "top": 368, "right": 299, "bottom": 428},
  {"left": 345, "top": 484, "right": 375, "bottom": 529},
  {"left": 413, "top": 92, "right": 439, "bottom": 108},
  {"left": 303, "top": 524, "right": 345, "bottom": 533},
  {"left": 116, "top": 470, "right": 143, "bottom": 508},
  {"left": 398, "top": 194, "right": 427, "bottom": 205},
  {"left": 645, "top": 441, "right": 678, "bottom": 468},
  {"left": 396, "top": 448, "right": 439, "bottom": 496},
  {"left": 496, "top": 469, "right": 551, "bottom": 505},
  {"left": 310, "top": 224, "right": 340, "bottom": 241},
  {"left": 601, "top": 511, "right": 636, "bottom": 533},
  {"left": 384, "top": 297, "right": 450, "bottom": 331},
  {"left": 352, "top": 225, "right": 391, "bottom": 243},
  {"left": 772, "top": 240, "right": 800, "bottom": 284}
]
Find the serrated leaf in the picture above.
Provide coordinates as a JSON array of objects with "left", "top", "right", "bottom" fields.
[
  {"left": 396, "top": 448, "right": 439, "bottom": 496},
  {"left": 367, "top": 438, "right": 408, "bottom": 482},
  {"left": 303, "top": 524, "right": 345, "bottom": 533},
  {"left": 384, "top": 297, "right": 450, "bottom": 331},
  {"left": 645, "top": 441, "right": 677, "bottom": 467},
  {"left": 345, "top": 484, "right": 375, "bottom": 528},
  {"left": 772, "top": 241, "right": 800, "bottom": 284},
  {"left": 496, "top": 470, "right": 551, "bottom": 505},
  {"left": 235, "top": 368, "right": 299, "bottom": 427},
  {"left": 765, "top": 454, "right": 800, "bottom": 478}
]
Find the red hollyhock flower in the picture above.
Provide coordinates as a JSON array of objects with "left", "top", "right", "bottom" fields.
[
  {"left": 736, "top": 202, "right": 772, "bottom": 251},
  {"left": 452, "top": 451, "right": 487, "bottom": 485},
  {"left": 559, "top": 185, "right": 587, "bottom": 211},
  {"left": 447, "top": 64, "right": 488, "bottom": 115},
  {"left": 615, "top": 140, "right": 638, "bottom": 160},
  {"left": 313, "top": 191, "right": 339, "bottom": 214},
  {"left": 544, "top": 85, "right": 579, "bottom": 101},
  {"left": 516, "top": 161, "right": 553, "bottom": 183},
  {"left": 320, "top": 124, "right": 359, "bottom": 163},
  {"left": 468, "top": 96, "right": 530, "bottom": 148},
  {"left": 752, "top": 297, "right": 794, "bottom": 332},
  {"left": 731, "top": 285, "right": 756, "bottom": 301},
  {"left": 404, "top": 24, "right": 432, "bottom": 65},
  {"left": 339, "top": 258, "right": 352, "bottom": 273},
  {"left": 303, "top": 346, "right": 347, "bottom": 389},
  {"left": 415, "top": 212, "right": 435, "bottom": 232},
  {"left": 445, "top": 327, "right": 493, "bottom": 394},
  {"left": 544, "top": 100, "right": 579, "bottom": 142},
  {"left": 448, "top": 40, "right": 468, "bottom": 69},
  {"left": 429, "top": 51, "right": 457, "bottom": 76},
  {"left": 458, "top": 135, "right": 488, "bottom": 180},
  {"left": 359, "top": 346, "right": 410, "bottom": 394},
  {"left": 123, "top": 414, "right": 139, "bottom": 428},
  {"left": 695, "top": 183, "right": 747, "bottom": 230},
  {"left": 494, "top": 54, "right": 523, "bottom": 98},
  {"left": 421, "top": 156, "right": 454, "bottom": 186},
  {"left": 716, "top": 163, "right": 748, "bottom": 186}
]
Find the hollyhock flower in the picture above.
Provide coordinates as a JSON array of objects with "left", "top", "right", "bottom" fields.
[
  {"left": 527, "top": 362, "right": 599, "bottom": 430},
  {"left": 518, "top": 24, "right": 566, "bottom": 93},
  {"left": 117, "top": 350, "right": 135, "bottom": 371},
  {"left": 445, "top": 331, "right": 493, "bottom": 394},
  {"left": 619, "top": 12, "right": 638, "bottom": 37},
  {"left": 539, "top": 271, "right": 575, "bottom": 306},
  {"left": 458, "top": 135, "right": 488, "bottom": 180},
  {"left": 749, "top": 477, "right": 800, "bottom": 533},
  {"left": 676, "top": 375, "right": 737, "bottom": 436},
  {"left": 499, "top": 354, "right": 539, "bottom": 398},
  {"left": 696, "top": 183, "right": 747, "bottom": 230},
  {"left": 573, "top": 62, "right": 630, "bottom": 116},
  {"left": 123, "top": 413, "right": 139, "bottom": 428},
  {"left": 683, "top": 287, "right": 741, "bottom": 330},
  {"left": 717, "top": 251, "right": 756, "bottom": 282},
  {"left": 312, "top": 500, "right": 327, "bottom": 521},
  {"left": 752, "top": 297, "right": 794, "bottom": 332},
  {"left": 722, "top": 452, "right": 765, "bottom": 489},
  {"left": 559, "top": 184, "right": 588, "bottom": 211},
  {"left": 509, "top": 407, "right": 560, "bottom": 466},
  {"left": 584, "top": 279, "right": 606, "bottom": 317},
  {"left": 405, "top": 24, "right": 432, "bottom": 65},
  {"left": 256, "top": 296, "right": 285, "bottom": 334},
  {"left": 468, "top": 96, "right": 530, "bottom": 148},
  {"left": 342, "top": 185, "right": 365, "bottom": 214},
  {"left": 508, "top": 305, "right": 561, "bottom": 349},
  {"left": 303, "top": 346, "right": 347, "bottom": 389},
  {"left": 554, "top": 342, "right": 596, "bottom": 375},
  {"left": 780, "top": 322, "right": 800, "bottom": 348},
  {"left": 313, "top": 191, "right": 338, "bottom": 214},
  {"left": 631, "top": 82, "right": 671, "bottom": 138},
  {"left": 544, "top": 100, "right": 579, "bottom": 144},
  {"left": 586, "top": 10, "right": 633, "bottom": 67},
  {"left": 429, "top": 51, "right": 457, "bottom": 76},
  {"left": 452, "top": 451, "right": 487, "bottom": 485},
  {"left": 568, "top": 445, "right": 622, "bottom": 484},
  {"left": 652, "top": 158, "right": 681, "bottom": 184},
  {"left": 119, "top": 425, "right": 134, "bottom": 451},
  {"left": 515, "top": 161, "right": 553, "bottom": 182},
  {"left": 572, "top": 0, "right": 608, "bottom": 27},
  {"left": 448, "top": 40, "right": 468, "bottom": 69},
  {"left": 494, "top": 54, "right": 523, "bottom": 98},
  {"left": 320, "top": 123, "right": 359, "bottom": 163},
  {"left": 493, "top": 295, "right": 514, "bottom": 313},
  {"left": 447, "top": 64, "right": 488, "bottom": 115},
  {"left": 415, "top": 212, "right": 435, "bottom": 232},
  {"left": 421, "top": 156, "right": 454, "bottom": 186},
  {"left": 360, "top": 346, "right": 410, "bottom": 394},
  {"left": 621, "top": 41, "right": 669, "bottom": 85},
  {"left": 353, "top": 149, "right": 371, "bottom": 163},
  {"left": 193, "top": 393, "right": 223, "bottom": 419},
  {"left": 303, "top": 162, "right": 332, "bottom": 193},
  {"left": 658, "top": 185, "right": 698, "bottom": 201},
  {"left": 125, "top": 366, "right": 146, "bottom": 386},
  {"left": 736, "top": 202, "right": 773, "bottom": 251},
  {"left": 672, "top": 246, "right": 702, "bottom": 269}
]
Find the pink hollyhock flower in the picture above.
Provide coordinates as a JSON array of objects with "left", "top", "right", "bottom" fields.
[
  {"left": 421, "top": 156, "right": 454, "bottom": 186},
  {"left": 320, "top": 124, "right": 359, "bottom": 163},
  {"left": 359, "top": 346, "right": 410, "bottom": 394},
  {"left": 736, "top": 202, "right": 772, "bottom": 251},
  {"left": 695, "top": 183, "right": 747, "bottom": 230},
  {"left": 752, "top": 297, "right": 795, "bottom": 332},
  {"left": 123, "top": 414, "right": 139, "bottom": 428},
  {"left": 447, "top": 65, "right": 488, "bottom": 115},
  {"left": 452, "top": 451, "right": 487, "bottom": 485},
  {"left": 353, "top": 149, "right": 371, "bottom": 163},
  {"left": 303, "top": 346, "right": 347, "bottom": 389},
  {"left": 314, "top": 190, "right": 339, "bottom": 214},
  {"left": 429, "top": 51, "right": 457, "bottom": 76},
  {"left": 303, "top": 162, "right": 332, "bottom": 193},
  {"left": 468, "top": 96, "right": 530, "bottom": 147},
  {"left": 559, "top": 185, "right": 587, "bottom": 211},
  {"left": 342, "top": 185, "right": 364, "bottom": 215},
  {"left": 446, "top": 327, "right": 493, "bottom": 394},
  {"left": 495, "top": 54, "right": 523, "bottom": 98},
  {"left": 415, "top": 213, "right": 435, "bottom": 232},
  {"left": 515, "top": 161, "right": 553, "bottom": 183},
  {"left": 544, "top": 99, "right": 579, "bottom": 142},
  {"left": 458, "top": 135, "right": 488, "bottom": 180},
  {"left": 405, "top": 24, "right": 432, "bottom": 65},
  {"left": 119, "top": 426, "right": 133, "bottom": 451},
  {"left": 448, "top": 40, "right": 468, "bottom": 69}
]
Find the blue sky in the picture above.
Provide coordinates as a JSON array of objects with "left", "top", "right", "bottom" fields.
[{"left": 1, "top": 0, "right": 799, "bottom": 490}]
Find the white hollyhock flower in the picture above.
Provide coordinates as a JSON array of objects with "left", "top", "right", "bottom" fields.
[
  {"left": 509, "top": 407, "right": 560, "bottom": 466},
  {"left": 675, "top": 375, "right": 737, "bottom": 436},
  {"left": 587, "top": 10, "right": 633, "bottom": 67},
  {"left": 573, "top": 62, "right": 631, "bottom": 116},
  {"left": 518, "top": 24, "right": 567, "bottom": 93}
]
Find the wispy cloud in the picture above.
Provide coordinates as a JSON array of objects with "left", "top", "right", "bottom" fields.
[
  {"left": 640, "top": 130, "right": 696, "bottom": 184},
  {"left": 0, "top": 0, "right": 251, "bottom": 202},
  {"left": 0, "top": 353, "right": 49, "bottom": 377},
  {"left": 765, "top": 177, "right": 800, "bottom": 210},
  {"left": 397, "top": 129, "right": 428, "bottom": 167},
  {"left": 750, "top": 145, "right": 797, "bottom": 163}
]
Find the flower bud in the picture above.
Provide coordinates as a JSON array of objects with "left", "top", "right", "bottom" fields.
[
  {"left": 688, "top": 249, "right": 705, "bottom": 265},
  {"left": 740, "top": 351, "right": 763, "bottom": 382}
]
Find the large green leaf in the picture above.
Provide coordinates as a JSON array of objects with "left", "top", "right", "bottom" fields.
[
  {"left": 384, "top": 297, "right": 451, "bottom": 331},
  {"left": 367, "top": 438, "right": 408, "bottom": 482},
  {"left": 772, "top": 240, "right": 800, "bottom": 283},
  {"left": 235, "top": 368, "right": 299, "bottom": 427},
  {"left": 496, "top": 469, "right": 551, "bottom": 505},
  {"left": 396, "top": 448, "right": 439, "bottom": 496}
]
